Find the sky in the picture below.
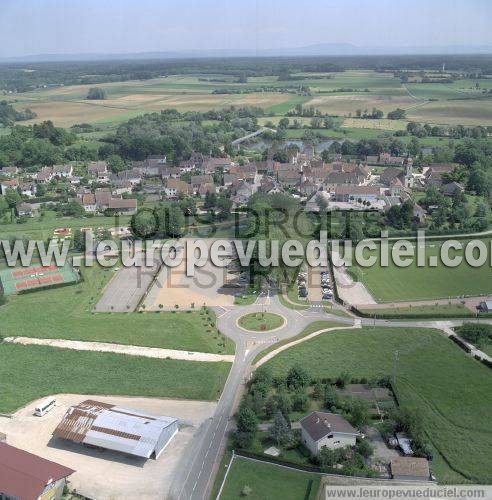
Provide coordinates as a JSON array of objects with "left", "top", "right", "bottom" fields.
[{"left": 1, "top": 0, "right": 491, "bottom": 57}]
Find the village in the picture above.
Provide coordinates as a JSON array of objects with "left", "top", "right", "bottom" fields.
[{"left": 0, "top": 146, "right": 462, "bottom": 222}]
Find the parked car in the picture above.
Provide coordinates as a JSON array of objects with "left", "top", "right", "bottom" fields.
[
  {"left": 299, "top": 288, "right": 308, "bottom": 298},
  {"left": 322, "top": 292, "right": 332, "bottom": 300}
]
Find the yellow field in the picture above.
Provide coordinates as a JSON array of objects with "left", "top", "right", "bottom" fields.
[{"left": 341, "top": 118, "right": 408, "bottom": 130}]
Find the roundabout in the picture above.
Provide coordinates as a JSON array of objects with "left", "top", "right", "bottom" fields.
[{"left": 237, "top": 312, "right": 286, "bottom": 332}]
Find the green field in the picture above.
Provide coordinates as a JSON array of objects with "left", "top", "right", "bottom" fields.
[
  {"left": 253, "top": 320, "right": 344, "bottom": 364},
  {"left": 0, "top": 264, "right": 235, "bottom": 354},
  {"left": 0, "top": 343, "right": 231, "bottom": 412},
  {"left": 348, "top": 239, "right": 492, "bottom": 302},
  {"left": 220, "top": 456, "right": 320, "bottom": 500},
  {"left": 238, "top": 312, "right": 285, "bottom": 331},
  {"left": 264, "top": 325, "right": 492, "bottom": 484},
  {"left": 358, "top": 304, "right": 474, "bottom": 318}
]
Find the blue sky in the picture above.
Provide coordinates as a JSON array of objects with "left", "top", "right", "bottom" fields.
[{"left": 1, "top": 0, "right": 491, "bottom": 57}]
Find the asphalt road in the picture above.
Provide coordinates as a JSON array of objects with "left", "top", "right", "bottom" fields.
[{"left": 170, "top": 291, "right": 492, "bottom": 500}]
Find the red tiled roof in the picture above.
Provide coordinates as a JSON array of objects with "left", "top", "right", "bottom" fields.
[{"left": 0, "top": 443, "right": 74, "bottom": 500}]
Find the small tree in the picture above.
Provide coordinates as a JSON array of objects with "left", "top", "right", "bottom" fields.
[
  {"left": 324, "top": 385, "right": 339, "bottom": 410},
  {"left": 269, "top": 410, "right": 292, "bottom": 446},
  {"left": 286, "top": 364, "right": 310, "bottom": 390}
]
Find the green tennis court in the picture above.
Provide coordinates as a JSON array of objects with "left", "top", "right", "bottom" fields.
[{"left": 0, "top": 262, "right": 79, "bottom": 295}]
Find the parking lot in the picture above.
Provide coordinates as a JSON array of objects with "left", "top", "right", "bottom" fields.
[
  {"left": 94, "top": 251, "right": 162, "bottom": 312},
  {"left": 143, "top": 238, "right": 244, "bottom": 310},
  {"left": 0, "top": 395, "right": 216, "bottom": 499}
]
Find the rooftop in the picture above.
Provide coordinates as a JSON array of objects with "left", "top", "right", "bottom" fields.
[
  {"left": 300, "top": 411, "right": 357, "bottom": 441},
  {"left": 53, "top": 400, "right": 178, "bottom": 459},
  {"left": 0, "top": 442, "right": 74, "bottom": 500}
]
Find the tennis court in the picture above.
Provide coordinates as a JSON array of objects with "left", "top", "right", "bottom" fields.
[{"left": 0, "top": 262, "right": 79, "bottom": 295}]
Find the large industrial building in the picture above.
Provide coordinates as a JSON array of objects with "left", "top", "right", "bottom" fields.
[{"left": 53, "top": 400, "right": 178, "bottom": 459}]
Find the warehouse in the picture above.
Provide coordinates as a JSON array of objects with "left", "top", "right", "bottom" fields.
[{"left": 53, "top": 400, "right": 178, "bottom": 459}]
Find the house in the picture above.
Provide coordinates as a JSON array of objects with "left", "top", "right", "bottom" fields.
[
  {"left": 112, "top": 181, "right": 133, "bottom": 196},
  {"left": 333, "top": 185, "right": 381, "bottom": 203},
  {"left": 440, "top": 181, "right": 464, "bottom": 197},
  {"left": 297, "top": 179, "right": 318, "bottom": 196},
  {"left": 87, "top": 161, "right": 110, "bottom": 183},
  {"left": 81, "top": 193, "right": 97, "bottom": 212},
  {"left": 52, "top": 164, "right": 73, "bottom": 178},
  {"left": 236, "top": 164, "right": 259, "bottom": 183},
  {"left": 160, "top": 166, "right": 181, "bottom": 180},
  {"left": 95, "top": 188, "right": 112, "bottom": 210},
  {"left": 0, "top": 178, "right": 19, "bottom": 195},
  {"left": 0, "top": 442, "right": 74, "bottom": 500},
  {"left": 0, "top": 166, "right": 19, "bottom": 178},
  {"left": 164, "top": 178, "right": 191, "bottom": 198},
  {"left": 277, "top": 168, "right": 302, "bottom": 188},
  {"left": 191, "top": 174, "right": 213, "bottom": 191},
  {"left": 324, "top": 171, "right": 362, "bottom": 189},
  {"left": 198, "top": 183, "right": 216, "bottom": 198},
  {"left": 53, "top": 400, "right": 178, "bottom": 459},
  {"left": 423, "top": 164, "right": 454, "bottom": 187},
  {"left": 36, "top": 167, "right": 54, "bottom": 183},
  {"left": 231, "top": 181, "right": 255, "bottom": 207},
  {"left": 300, "top": 411, "right": 359, "bottom": 455},
  {"left": 390, "top": 457, "right": 430, "bottom": 481},
  {"left": 223, "top": 173, "right": 239, "bottom": 187},
  {"left": 201, "top": 156, "right": 232, "bottom": 174},
  {"left": 16, "top": 202, "right": 37, "bottom": 217},
  {"left": 19, "top": 182, "right": 37, "bottom": 198},
  {"left": 379, "top": 152, "right": 406, "bottom": 165},
  {"left": 258, "top": 176, "right": 283, "bottom": 195},
  {"left": 107, "top": 198, "right": 137, "bottom": 215},
  {"left": 111, "top": 168, "right": 142, "bottom": 186}
]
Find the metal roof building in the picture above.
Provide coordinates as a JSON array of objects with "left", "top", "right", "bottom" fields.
[{"left": 53, "top": 400, "right": 178, "bottom": 459}]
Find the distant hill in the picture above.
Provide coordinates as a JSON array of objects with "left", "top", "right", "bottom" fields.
[{"left": 1, "top": 43, "right": 492, "bottom": 63}]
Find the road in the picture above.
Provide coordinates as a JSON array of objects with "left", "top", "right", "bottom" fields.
[{"left": 170, "top": 291, "right": 492, "bottom": 500}]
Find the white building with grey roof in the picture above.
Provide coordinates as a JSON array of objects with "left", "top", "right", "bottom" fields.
[
  {"left": 53, "top": 400, "right": 178, "bottom": 459},
  {"left": 300, "top": 411, "right": 359, "bottom": 455}
]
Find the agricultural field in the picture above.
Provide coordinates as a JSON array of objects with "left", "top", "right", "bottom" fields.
[
  {"left": 219, "top": 456, "right": 320, "bottom": 500},
  {"left": 7, "top": 70, "right": 492, "bottom": 130},
  {"left": 0, "top": 343, "right": 231, "bottom": 413},
  {"left": 347, "top": 239, "right": 492, "bottom": 302},
  {"left": 264, "top": 325, "right": 492, "bottom": 484},
  {"left": 0, "top": 263, "right": 235, "bottom": 354}
]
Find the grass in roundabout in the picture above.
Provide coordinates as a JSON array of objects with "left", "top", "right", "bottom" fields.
[{"left": 238, "top": 312, "right": 285, "bottom": 332}]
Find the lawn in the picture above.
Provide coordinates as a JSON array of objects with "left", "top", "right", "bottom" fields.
[
  {"left": 0, "top": 213, "right": 130, "bottom": 241},
  {"left": 347, "top": 239, "right": 492, "bottom": 302},
  {"left": 358, "top": 304, "right": 474, "bottom": 318},
  {"left": 238, "top": 312, "right": 285, "bottom": 331},
  {"left": 0, "top": 264, "right": 235, "bottom": 354},
  {"left": 253, "top": 320, "right": 345, "bottom": 364},
  {"left": 0, "top": 343, "right": 231, "bottom": 412},
  {"left": 264, "top": 325, "right": 492, "bottom": 484},
  {"left": 219, "top": 456, "right": 320, "bottom": 500}
]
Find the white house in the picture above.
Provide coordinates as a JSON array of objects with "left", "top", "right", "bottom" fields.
[{"left": 300, "top": 411, "right": 359, "bottom": 455}]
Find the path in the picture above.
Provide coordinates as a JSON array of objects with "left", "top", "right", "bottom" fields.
[{"left": 3, "top": 336, "right": 235, "bottom": 363}]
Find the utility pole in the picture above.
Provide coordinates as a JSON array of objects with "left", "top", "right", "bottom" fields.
[{"left": 392, "top": 350, "right": 399, "bottom": 387}]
